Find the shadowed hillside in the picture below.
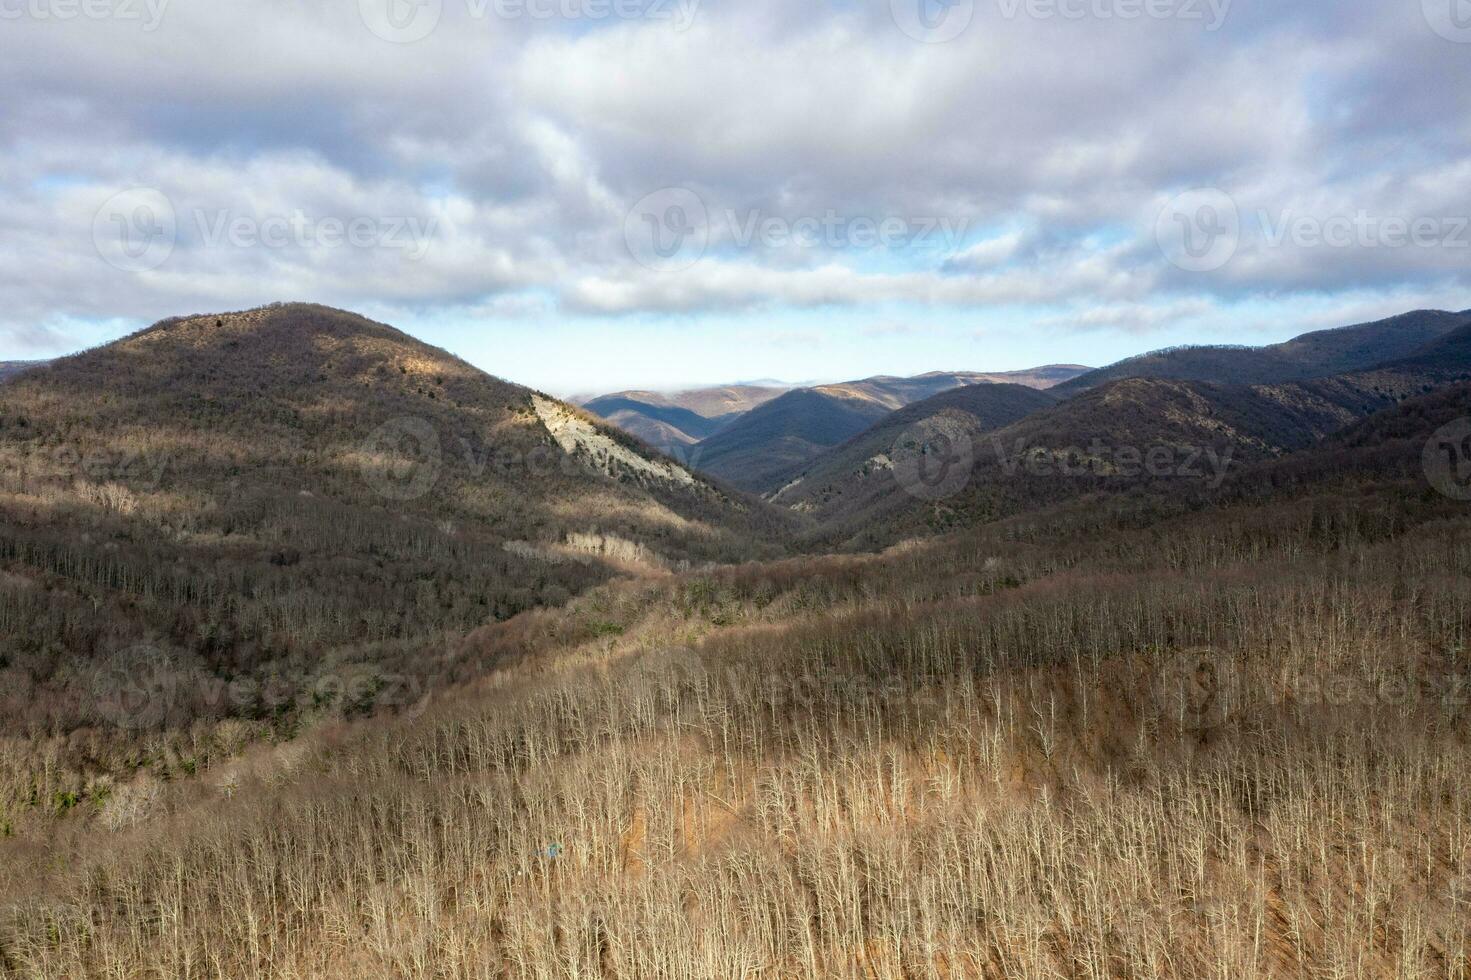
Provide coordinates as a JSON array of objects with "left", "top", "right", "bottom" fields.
[{"left": 1055, "top": 309, "right": 1470, "bottom": 394}]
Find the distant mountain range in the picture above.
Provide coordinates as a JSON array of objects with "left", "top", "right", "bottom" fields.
[
  {"left": 582, "top": 365, "right": 1090, "bottom": 490},
  {"left": 777, "top": 311, "right": 1471, "bottom": 547},
  {"left": 580, "top": 384, "right": 792, "bottom": 452}
]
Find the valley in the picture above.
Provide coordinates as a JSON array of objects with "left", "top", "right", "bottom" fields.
[{"left": 1, "top": 304, "right": 1469, "bottom": 977}]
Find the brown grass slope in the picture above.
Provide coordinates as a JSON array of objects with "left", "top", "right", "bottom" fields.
[
  {"left": 0, "top": 303, "right": 795, "bottom": 739},
  {"left": 1054, "top": 308, "right": 1471, "bottom": 394},
  {"left": 2, "top": 391, "right": 1468, "bottom": 977}
]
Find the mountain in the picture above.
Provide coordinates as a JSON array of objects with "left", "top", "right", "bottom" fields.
[
  {"left": 577, "top": 384, "right": 791, "bottom": 456},
  {"left": 690, "top": 366, "right": 1090, "bottom": 493},
  {"left": 8, "top": 371, "right": 1469, "bottom": 978},
  {"left": 0, "top": 360, "right": 46, "bottom": 381},
  {"left": 794, "top": 345, "right": 1471, "bottom": 547},
  {"left": 1054, "top": 309, "right": 1471, "bottom": 394},
  {"left": 579, "top": 395, "right": 728, "bottom": 452},
  {"left": 0, "top": 303, "right": 792, "bottom": 735},
  {"left": 770, "top": 382, "right": 1060, "bottom": 505}
]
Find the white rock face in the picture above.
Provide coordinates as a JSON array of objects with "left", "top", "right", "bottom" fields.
[{"left": 532, "top": 395, "right": 697, "bottom": 487}]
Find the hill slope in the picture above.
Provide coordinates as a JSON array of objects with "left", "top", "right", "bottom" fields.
[
  {"left": 1054, "top": 309, "right": 1470, "bottom": 394},
  {"left": 0, "top": 303, "right": 791, "bottom": 734}
]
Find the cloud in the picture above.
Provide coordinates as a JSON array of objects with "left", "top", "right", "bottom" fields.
[{"left": 0, "top": 0, "right": 1467, "bottom": 350}]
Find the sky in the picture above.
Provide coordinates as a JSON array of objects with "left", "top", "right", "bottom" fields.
[{"left": 2, "top": 0, "right": 1469, "bottom": 396}]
